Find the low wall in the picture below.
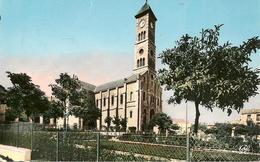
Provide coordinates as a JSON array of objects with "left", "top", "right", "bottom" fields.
[{"left": 0, "top": 144, "right": 31, "bottom": 161}]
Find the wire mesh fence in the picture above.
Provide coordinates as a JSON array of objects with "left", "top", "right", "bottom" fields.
[
  {"left": 189, "top": 134, "right": 260, "bottom": 161},
  {"left": 0, "top": 122, "right": 260, "bottom": 161}
]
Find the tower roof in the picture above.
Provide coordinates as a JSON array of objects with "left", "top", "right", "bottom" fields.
[{"left": 135, "top": 1, "right": 157, "bottom": 20}]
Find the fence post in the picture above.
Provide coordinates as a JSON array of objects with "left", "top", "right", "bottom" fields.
[
  {"left": 186, "top": 132, "right": 190, "bottom": 162},
  {"left": 186, "top": 102, "right": 190, "bottom": 162},
  {"left": 17, "top": 122, "right": 19, "bottom": 147},
  {"left": 0, "top": 125, "right": 2, "bottom": 144},
  {"left": 96, "top": 132, "right": 100, "bottom": 162},
  {"left": 56, "top": 131, "right": 59, "bottom": 161},
  {"left": 31, "top": 122, "right": 33, "bottom": 150}
]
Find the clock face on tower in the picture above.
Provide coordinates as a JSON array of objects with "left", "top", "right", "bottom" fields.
[{"left": 139, "top": 20, "right": 145, "bottom": 28}]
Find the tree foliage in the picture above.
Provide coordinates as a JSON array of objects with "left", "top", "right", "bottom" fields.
[
  {"left": 43, "top": 100, "right": 64, "bottom": 125},
  {"left": 50, "top": 73, "right": 82, "bottom": 127},
  {"left": 104, "top": 116, "right": 112, "bottom": 131},
  {"left": 5, "top": 72, "right": 50, "bottom": 121},
  {"left": 112, "top": 116, "right": 121, "bottom": 132},
  {"left": 159, "top": 25, "right": 260, "bottom": 134},
  {"left": 149, "top": 112, "right": 173, "bottom": 133},
  {"left": 112, "top": 116, "right": 127, "bottom": 132},
  {"left": 119, "top": 117, "right": 127, "bottom": 132},
  {"left": 71, "top": 90, "right": 100, "bottom": 130},
  {"left": 205, "top": 123, "right": 233, "bottom": 138}
]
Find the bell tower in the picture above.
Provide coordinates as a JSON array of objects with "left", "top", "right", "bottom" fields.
[{"left": 133, "top": 1, "right": 157, "bottom": 74}]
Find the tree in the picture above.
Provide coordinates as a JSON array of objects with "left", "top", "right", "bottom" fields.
[
  {"left": 104, "top": 116, "right": 112, "bottom": 131},
  {"left": 190, "top": 123, "right": 208, "bottom": 133},
  {"left": 159, "top": 25, "right": 260, "bottom": 134},
  {"left": 119, "top": 117, "right": 127, "bottom": 132},
  {"left": 71, "top": 90, "right": 100, "bottom": 130},
  {"left": 6, "top": 72, "right": 50, "bottom": 121},
  {"left": 112, "top": 116, "right": 121, "bottom": 132},
  {"left": 50, "top": 73, "right": 82, "bottom": 128},
  {"left": 43, "top": 100, "right": 64, "bottom": 126},
  {"left": 245, "top": 120, "right": 260, "bottom": 138},
  {"left": 214, "top": 123, "right": 233, "bottom": 138},
  {"left": 168, "top": 124, "right": 180, "bottom": 134},
  {"left": 233, "top": 123, "right": 248, "bottom": 136},
  {"left": 149, "top": 112, "right": 172, "bottom": 134}
]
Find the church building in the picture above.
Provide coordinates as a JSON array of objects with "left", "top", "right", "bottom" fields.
[
  {"left": 93, "top": 2, "right": 162, "bottom": 131},
  {"left": 57, "top": 2, "right": 163, "bottom": 132}
]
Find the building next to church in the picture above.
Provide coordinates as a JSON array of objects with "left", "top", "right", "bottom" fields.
[
  {"left": 0, "top": 85, "right": 7, "bottom": 123},
  {"left": 240, "top": 108, "right": 260, "bottom": 126},
  {"left": 55, "top": 2, "right": 163, "bottom": 131}
]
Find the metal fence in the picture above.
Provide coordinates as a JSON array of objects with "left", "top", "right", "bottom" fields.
[{"left": 0, "top": 122, "right": 260, "bottom": 161}]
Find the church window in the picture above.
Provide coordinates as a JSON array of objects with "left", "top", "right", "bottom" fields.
[
  {"left": 130, "top": 92, "right": 133, "bottom": 101},
  {"left": 96, "top": 99, "right": 99, "bottom": 107},
  {"left": 150, "top": 109, "right": 155, "bottom": 120},
  {"left": 130, "top": 111, "right": 133, "bottom": 118},
  {"left": 247, "top": 114, "right": 251, "bottom": 121},
  {"left": 138, "top": 33, "right": 141, "bottom": 41},
  {"left": 111, "top": 95, "right": 114, "bottom": 106},
  {"left": 257, "top": 114, "right": 260, "bottom": 121},
  {"left": 143, "top": 58, "right": 145, "bottom": 66},
  {"left": 103, "top": 98, "right": 106, "bottom": 106},
  {"left": 137, "top": 59, "right": 140, "bottom": 67},
  {"left": 144, "top": 31, "right": 146, "bottom": 39},
  {"left": 120, "top": 94, "right": 124, "bottom": 104},
  {"left": 139, "top": 48, "right": 144, "bottom": 55},
  {"left": 150, "top": 50, "right": 154, "bottom": 56}
]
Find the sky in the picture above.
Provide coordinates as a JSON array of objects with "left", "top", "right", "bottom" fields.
[{"left": 0, "top": 0, "right": 259, "bottom": 124}]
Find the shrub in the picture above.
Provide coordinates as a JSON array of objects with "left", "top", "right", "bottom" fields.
[{"left": 129, "top": 127, "right": 136, "bottom": 133}]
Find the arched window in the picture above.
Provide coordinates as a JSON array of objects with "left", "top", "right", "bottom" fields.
[
  {"left": 130, "top": 111, "right": 133, "bottom": 118},
  {"left": 138, "top": 33, "right": 141, "bottom": 41},
  {"left": 150, "top": 50, "right": 154, "bottom": 56},
  {"left": 150, "top": 109, "right": 155, "bottom": 120},
  {"left": 111, "top": 95, "right": 114, "bottom": 106},
  {"left": 139, "top": 59, "right": 142, "bottom": 66},
  {"left": 143, "top": 58, "right": 145, "bottom": 66},
  {"left": 137, "top": 59, "right": 140, "bottom": 67},
  {"left": 120, "top": 94, "right": 124, "bottom": 104},
  {"left": 144, "top": 31, "right": 146, "bottom": 39},
  {"left": 96, "top": 99, "right": 99, "bottom": 107},
  {"left": 103, "top": 98, "right": 106, "bottom": 106},
  {"left": 130, "top": 92, "right": 133, "bottom": 101},
  {"left": 141, "top": 32, "right": 143, "bottom": 40}
]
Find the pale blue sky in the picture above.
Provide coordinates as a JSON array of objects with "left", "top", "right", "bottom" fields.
[
  {"left": 0, "top": 0, "right": 259, "bottom": 123},
  {"left": 1, "top": 0, "right": 260, "bottom": 59}
]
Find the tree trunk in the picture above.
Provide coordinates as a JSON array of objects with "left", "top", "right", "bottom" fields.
[{"left": 194, "top": 101, "right": 200, "bottom": 134}]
